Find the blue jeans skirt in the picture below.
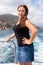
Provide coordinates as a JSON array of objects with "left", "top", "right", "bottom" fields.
[{"left": 16, "top": 44, "right": 34, "bottom": 63}]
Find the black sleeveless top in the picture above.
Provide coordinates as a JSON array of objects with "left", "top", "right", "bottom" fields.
[{"left": 13, "top": 24, "right": 33, "bottom": 46}]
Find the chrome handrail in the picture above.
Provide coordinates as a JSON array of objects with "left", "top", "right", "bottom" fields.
[{"left": 0, "top": 40, "right": 16, "bottom": 63}]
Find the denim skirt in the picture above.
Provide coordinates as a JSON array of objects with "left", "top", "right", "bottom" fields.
[{"left": 16, "top": 44, "right": 34, "bottom": 63}]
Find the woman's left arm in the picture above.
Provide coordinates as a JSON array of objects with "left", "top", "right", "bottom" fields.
[{"left": 22, "top": 20, "right": 38, "bottom": 45}]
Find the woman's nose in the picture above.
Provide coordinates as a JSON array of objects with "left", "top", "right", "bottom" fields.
[{"left": 20, "top": 12, "right": 22, "bottom": 14}]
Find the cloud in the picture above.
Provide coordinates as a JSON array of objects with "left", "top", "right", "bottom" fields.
[
  {"left": 0, "top": 0, "right": 31, "bottom": 15},
  {"left": 0, "top": 5, "right": 17, "bottom": 15},
  {"left": 29, "top": 6, "right": 43, "bottom": 25},
  {"left": 0, "top": 0, "right": 43, "bottom": 27},
  {"left": 0, "top": 0, "right": 12, "bottom": 5},
  {"left": 28, "top": 0, "right": 43, "bottom": 27}
]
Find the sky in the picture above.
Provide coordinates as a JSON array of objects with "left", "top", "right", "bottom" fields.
[{"left": 0, "top": 0, "right": 43, "bottom": 27}]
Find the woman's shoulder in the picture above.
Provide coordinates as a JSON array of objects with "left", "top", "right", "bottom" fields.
[
  {"left": 25, "top": 19, "right": 36, "bottom": 27},
  {"left": 25, "top": 19, "right": 38, "bottom": 31},
  {"left": 25, "top": 19, "right": 31, "bottom": 27}
]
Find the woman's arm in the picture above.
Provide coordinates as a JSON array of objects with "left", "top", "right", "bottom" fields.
[
  {"left": 6, "top": 33, "right": 15, "bottom": 42},
  {"left": 22, "top": 20, "right": 38, "bottom": 45}
]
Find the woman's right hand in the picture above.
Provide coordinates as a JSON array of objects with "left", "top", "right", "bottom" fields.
[
  {"left": 5, "top": 33, "right": 15, "bottom": 42},
  {"left": 5, "top": 38, "right": 10, "bottom": 42}
]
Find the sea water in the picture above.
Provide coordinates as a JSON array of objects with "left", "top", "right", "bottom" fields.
[{"left": 0, "top": 29, "right": 43, "bottom": 65}]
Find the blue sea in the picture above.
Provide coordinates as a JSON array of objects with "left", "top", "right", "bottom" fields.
[{"left": 0, "top": 29, "right": 43, "bottom": 65}]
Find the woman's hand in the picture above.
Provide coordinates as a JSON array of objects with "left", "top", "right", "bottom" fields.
[
  {"left": 5, "top": 39, "right": 10, "bottom": 42},
  {"left": 5, "top": 33, "right": 15, "bottom": 42},
  {"left": 22, "top": 37, "right": 31, "bottom": 45}
]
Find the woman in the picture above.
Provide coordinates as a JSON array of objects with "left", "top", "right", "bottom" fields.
[{"left": 6, "top": 4, "right": 38, "bottom": 65}]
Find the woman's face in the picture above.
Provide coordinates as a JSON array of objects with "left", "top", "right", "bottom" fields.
[{"left": 18, "top": 7, "right": 26, "bottom": 19}]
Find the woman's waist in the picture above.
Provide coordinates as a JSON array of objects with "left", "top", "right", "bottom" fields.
[{"left": 17, "top": 41, "right": 33, "bottom": 47}]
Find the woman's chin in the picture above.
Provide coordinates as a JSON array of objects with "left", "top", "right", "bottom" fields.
[{"left": 19, "top": 16, "right": 24, "bottom": 19}]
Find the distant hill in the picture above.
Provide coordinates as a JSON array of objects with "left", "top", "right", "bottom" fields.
[
  {"left": 0, "top": 14, "right": 43, "bottom": 31},
  {"left": 0, "top": 14, "right": 18, "bottom": 30}
]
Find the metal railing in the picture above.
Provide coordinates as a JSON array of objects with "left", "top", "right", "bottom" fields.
[{"left": 0, "top": 40, "right": 16, "bottom": 63}]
